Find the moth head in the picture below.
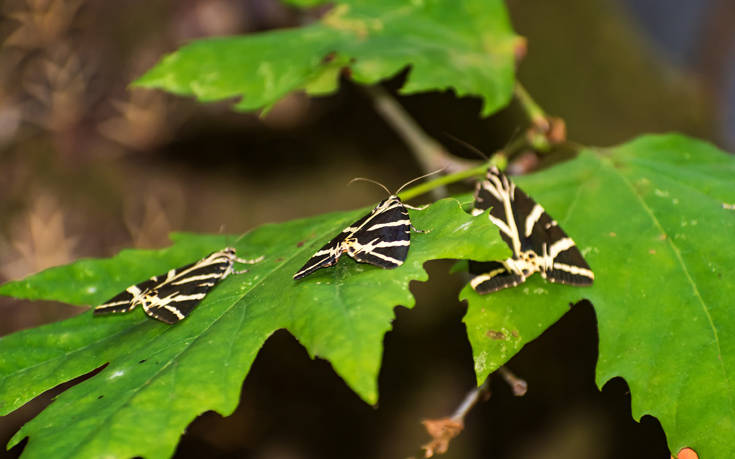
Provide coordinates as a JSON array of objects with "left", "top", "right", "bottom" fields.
[
  {"left": 343, "top": 237, "right": 359, "bottom": 254},
  {"left": 519, "top": 251, "right": 541, "bottom": 275}
]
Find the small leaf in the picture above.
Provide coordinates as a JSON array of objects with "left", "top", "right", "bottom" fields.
[
  {"left": 134, "top": 0, "right": 519, "bottom": 116},
  {"left": 462, "top": 134, "right": 735, "bottom": 458},
  {"left": 0, "top": 198, "right": 509, "bottom": 459}
]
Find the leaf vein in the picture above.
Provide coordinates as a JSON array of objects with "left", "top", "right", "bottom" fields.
[{"left": 607, "top": 159, "right": 734, "bottom": 416}]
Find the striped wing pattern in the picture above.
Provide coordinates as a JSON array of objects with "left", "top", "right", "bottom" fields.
[
  {"left": 467, "top": 260, "right": 524, "bottom": 293},
  {"left": 94, "top": 248, "right": 262, "bottom": 324},
  {"left": 92, "top": 277, "right": 160, "bottom": 315},
  {"left": 293, "top": 196, "right": 413, "bottom": 279},
  {"left": 469, "top": 167, "right": 594, "bottom": 294}
]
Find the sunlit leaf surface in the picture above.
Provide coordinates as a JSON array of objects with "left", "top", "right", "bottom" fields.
[
  {"left": 462, "top": 134, "right": 735, "bottom": 458},
  {"left": 0, "top": 198, "right": 508, "bottom": 458},
  {"left": 134, "top": 0, "right": 519, "bottom": 116}
]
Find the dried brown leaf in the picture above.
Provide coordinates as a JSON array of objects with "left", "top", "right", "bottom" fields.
[
  {"left": 420, "top": 418, "right": 464, "bottom": 458},
  {"left": 1, "top": 194, "right": 77, "bottom": 279},
  {"left": 97, "top": 92, "right": 170, "bottom": 150}
]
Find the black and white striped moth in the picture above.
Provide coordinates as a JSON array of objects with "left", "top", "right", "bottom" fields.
[
  {"left": 469, "top": 166, "right": 594, "bottom": 294},
  {"left": 293, "top": 172, "right": 440, "bottom": 280},
  {"left": 94, "top": 248, "right": 263, "bottom": 324}
]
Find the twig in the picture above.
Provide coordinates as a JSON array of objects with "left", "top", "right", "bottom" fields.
[
  {"left": 396, "top": 131, "right": 538, "bottom": 202},
  {"left": 447, "top": 365, "right": 526, "bottom": 423},
  {"left": 514, "top": 83, "right": 567, "bottom": 153},
  {"left": 364, "top": 82, "right": 560, "bottom": 202},
  {"left": 497, "top": 366, "right": 528, "bottom": 396},
  {"left": 362, "top": 85, "right": 478, "bottom": 198},
  {"left": 419, "top": 378, "right": 490, "bottom": 458},
  {"left": 450, "top": 376, "right": 492, "bottom": 422},
  {"left": 398, "top": 161, "right": 491, "bottom": 202},
  {"left": 514, "top": 82, "right": 548, "bottom": 131},
  {"left": 418, "top": 366, "right": 528, "bottom": 458},
  {"left": 501, "top": 131, "right": 532, "bottom": 163}
]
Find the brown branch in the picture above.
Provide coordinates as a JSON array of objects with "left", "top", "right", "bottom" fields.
[
  {"left": 362, "top": 84, "right": 478, "bottom": 198},
  {"left": 513, "top": 83, "right": 567, "bottom": 154},
  {"left": 498, "top": 366, "right": 527, "bottom": 396},
  {"left": 417, "top": 366, "right": 528, "bottom": 458}
]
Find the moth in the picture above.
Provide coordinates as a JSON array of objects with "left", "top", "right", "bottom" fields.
[
  {"left": 469, "top": 166, "right": 594, "bottom": 294},
  {"left": 293, "top": 172, "right": 439, "bottom": 280},
  {"left": 94, "top": 247, "right": 263, "bottom": 324}
]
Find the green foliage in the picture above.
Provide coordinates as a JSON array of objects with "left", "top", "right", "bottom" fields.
[
  {"left": 4, "top": 0, "right": 730, "bottom": 455},
  {"left": 2, "top": 133, "right": 734, "bottom": 458},
  {"left": 133, "top": 0, "right": 519, "bottom": 116},
  {"left": 462, "top": 133, "right": 735, "bottom": 458},
  {"left": 0, "top": 198, "right": 508, "bottom": 459}
]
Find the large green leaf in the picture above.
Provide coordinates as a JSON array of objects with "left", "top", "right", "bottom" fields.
[
  {"left": 134, "top": 0, "right": 519, "bottom": 116},
  {"left": 462, "top": 134, "right": 735, "bottom": 458},
  {"left": 0, "top": 198, "right": 509, "bottom": 459}
]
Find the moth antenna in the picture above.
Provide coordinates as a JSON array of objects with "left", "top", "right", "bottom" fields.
[
  {"left": 443, "top": 133, "right": 488, "bottom": 160},
  {"left": 219, "top": 226, "right": 248, "bottom": 246},
  {"left": 348, "top": 177, "right": 392, "bottom": 196},
  {"left": 501, "top": 126, "right": 522, "bottom": 153},
  {"left": 507, "top": 126, "right": 522, "bottom": 143},
  {"left": 220, "top": 225, "right": 237, "bottom": 248},
  {"left": 395, "top": 168, "right": 445, "bottom": 195},
  {"left": 233, "top": 231, "right": 249, "bottom": 244}
]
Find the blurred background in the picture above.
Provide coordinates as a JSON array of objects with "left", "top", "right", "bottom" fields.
[{"left": 0, "top": 0, "right": 730, "bottom": 457}]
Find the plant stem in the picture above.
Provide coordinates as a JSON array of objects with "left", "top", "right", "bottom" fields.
[
  {"left": 498, "top": 366, "right": 528, "bottom": 396},
  {"left": 416, "top": 370, "right": 528, "bottom": 457},
  {"left": 397, "top": 160, "right": 492, "bottom": 201},
  {"left": 396, "top": 131, "right": 538, "bottom": 201},
  {"left": 514, "top": 83, "right": 569, "bottom": 153},
  {"left": 416, "top": 377, "right": 492, "bottom": 458},
  {"left": 363, "top": 85, "right": 446, "bottom": 171},
  {"left": 514, "top": 82, "right": 549, "bottom": 130},
  {"left": 365, "top": 82, "right": 558, "bottom": 203},
  {"left": 363, "top": 85, "right": 479, "bottom": 199},
  {"left": 449, "top": 365, "right": 527, "bottom": 423},
  {"left": 450, "top": 376, "right": 491, "bottom": 422}
]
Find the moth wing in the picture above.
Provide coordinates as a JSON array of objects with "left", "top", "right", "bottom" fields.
[
  {"left": 475, "top": 166, "right": 594, "bottom": 289},
  {"left": 292, "top": 245, "right": 342, "bottom": 280},
  {"left": 347, "top": 199, "right": 411, "bottom": 269},
  {"left": 94, "top": 276, "right": 161, "bottom": 315},
  {"left": 542, "top": 236, "right": 595, "bottom": 286},
  {"left": 474, "top": 167, "right": 532, "bottom": 254},
  {"left": 293, "top": 208, "right": 375, "bottom": 279},
  {"left": 469, "top": 260, "right": 525, "bottom": 294},
  {"left": 142, "top": 258, "right": 231, "bottom": 324},
  {"left": 523, "top": 202, "right": 594, "bottom": 286}
]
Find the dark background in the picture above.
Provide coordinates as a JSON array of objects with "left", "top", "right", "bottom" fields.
[{"left": 1, "top": 0, "right": 731, "bottom": 457}]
